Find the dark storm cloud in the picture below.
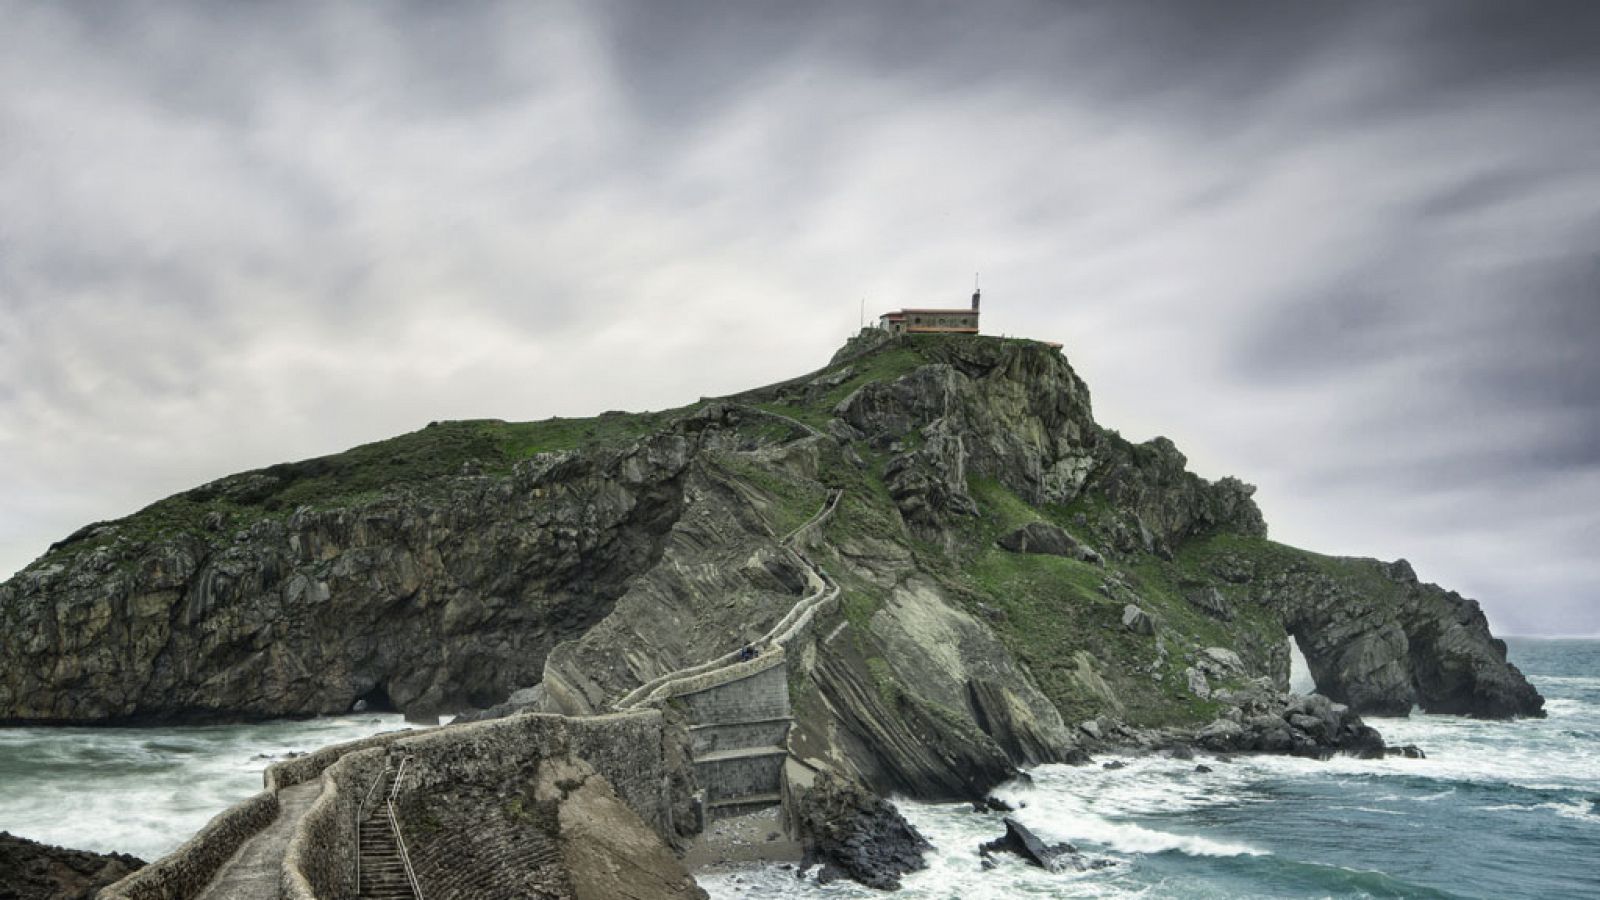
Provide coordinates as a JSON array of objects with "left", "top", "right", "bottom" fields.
[{"left": 2, "top": 0, "right": 1597, "bottom": 634}]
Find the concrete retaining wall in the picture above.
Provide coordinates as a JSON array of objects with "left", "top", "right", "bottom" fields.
[
  {"left": 281, "top": 747, "right": 385, "bottom": 900},
  {"left": 100, "top": 790, "right": 279, "bottom": 900}
]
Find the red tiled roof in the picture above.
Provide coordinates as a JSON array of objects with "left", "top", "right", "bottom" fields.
[{"left": 879, "top": 308, "right": 980, "bottom": 315}]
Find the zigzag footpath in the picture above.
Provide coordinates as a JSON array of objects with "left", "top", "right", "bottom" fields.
[{"left": 100, "top": 488, "right": 843, "bottom": 900}]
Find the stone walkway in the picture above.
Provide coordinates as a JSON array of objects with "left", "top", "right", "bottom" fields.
[
  {"left": 194, "top": 781, "right": 322, "bottom": 900},
  {"left": 684, "top": 805, "right": 803, "bottom": 869}
]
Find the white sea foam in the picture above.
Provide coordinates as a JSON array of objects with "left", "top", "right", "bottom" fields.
[
  {"left": 1543, "top": 800, "right": 1599, "bottom": 823},
  {"left": 0, "top": 715, "right": 407, "bottom": 860}
]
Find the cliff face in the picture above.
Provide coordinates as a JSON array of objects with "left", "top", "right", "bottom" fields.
[{"left": 0, "top": 332, "right": 1542, "bottom": 795}]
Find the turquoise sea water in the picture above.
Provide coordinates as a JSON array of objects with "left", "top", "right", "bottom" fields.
[{"left": 0, "top": 641, "right": 1594, "bottom": 898}]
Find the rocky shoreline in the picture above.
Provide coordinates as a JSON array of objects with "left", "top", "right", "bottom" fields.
[{"left": 0, "top": 832, "right": 143, "bottom": 900}]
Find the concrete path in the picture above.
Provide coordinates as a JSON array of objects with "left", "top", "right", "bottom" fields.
[
  {"left": 684, "top": 805, "right": 802, "bottom": 869},
  {"left": 194, "top": 781, "right": 322, "bottom": 900}
]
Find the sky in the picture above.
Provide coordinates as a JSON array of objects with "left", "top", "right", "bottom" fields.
[{"left": 1, "top": 1, "right": 1596, "bottom": 636}]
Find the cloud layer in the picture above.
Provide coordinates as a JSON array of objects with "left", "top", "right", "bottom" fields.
[{"left": 2, "top": 0, "right": 1597, "bottom": 634}]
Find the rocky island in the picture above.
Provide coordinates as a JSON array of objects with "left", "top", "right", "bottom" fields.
[{"left": 0, "top": 330, "right": 1543, "bottom": 896}]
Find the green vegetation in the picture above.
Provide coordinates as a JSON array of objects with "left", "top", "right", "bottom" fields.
[
  {"left": 37, "top": 406, "right": 689, "bottom": 567},
  {"left": 707, "top": 452, "right": 827, "bottom": 539},
  {"left": 943, "top": 477, "right": 1255, "bottom": 726},
  {"left": 741, "top": 340, "right": 931, "bottom": 427}
]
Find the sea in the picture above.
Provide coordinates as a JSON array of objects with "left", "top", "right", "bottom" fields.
[{"left": 2, "top": 639, "right": 1596, "bottom": 899}]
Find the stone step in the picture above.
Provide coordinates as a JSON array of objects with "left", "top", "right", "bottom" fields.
[
  {"left": 706, "top": 792, "right": 783, "bottom": 821},
  {"left": 688, "top": 718, "right": 794, "bottom": 756},
  {"left": 687, "top": 715, "right": 793, "bottom": 730},
  {"left": 708, "top": 792, "right": 782, "bottom": 809},
  {"left": 692, "top": 746, "right": 788, "bottom": 765}
]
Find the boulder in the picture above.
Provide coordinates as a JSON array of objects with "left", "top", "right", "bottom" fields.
[
  {"left": 1121, "top": 604, "right": 1155, "bottom": 636},
  {"left": 796, "top": 773, "right": 931, "bottom": 890},
  {"left": 1198, "top": 647, "right": 1244, "bottom": 676},
  {"left": 978, "top": 817, "right": 1084, "bottom": 873},
  {"left": 1185, "top": 667, "right": 1211, "bottom": 699},
  {"left": 996, "top": 522, "right": 1102, "bottom": 565},
  {"left": 1197, "top": 718, "right": 1244, "bottom": 752},
  {"left": 1185, "top": 586, "right": 1234, "bottom": 621}
]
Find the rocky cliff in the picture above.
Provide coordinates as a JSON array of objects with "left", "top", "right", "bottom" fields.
[{"left": 0, "top": 331, "right": 1542, "bottom": 799}]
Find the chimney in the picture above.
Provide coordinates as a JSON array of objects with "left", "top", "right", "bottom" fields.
[{"left": 971, "top": 287, "right": 981, "bottom": 311}]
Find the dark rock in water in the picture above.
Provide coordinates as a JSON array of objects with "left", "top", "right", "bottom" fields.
[
  {"left": 797, "top": 772, "right": 931, "bottom": 890},
  {"left": 979, "top": 817, "right": 1084, "bottom": 873},
  {"left": 1197, "top": 692, "right": 1388, "bottom": 760},
  {"left": 1102, "top": 760, "right": 1127, "bottom": 770},
  {"left": 1164, "top": 745, "right": 1195, "bottom": 761},
  {"left": 1194, "top": 764, "right": 1213, "bottom": 773},
  {"left": 815, "top": 863, "right": 848, "bottom": 886},
  {"left": 1387, "top": 744, "right": 1426, "bottom": 759},
  {"left": 984, "top": 796, "right": 1015, "bottom": 813},
  {"left": 1342, "top": 724, "right": 1388, "bottom": 760},
  {"left": 1062, "top": 747, "right": 1092, "bottom": 766},
  {"left": 0, "top": 832, "right": 143, "bottom": 900}
]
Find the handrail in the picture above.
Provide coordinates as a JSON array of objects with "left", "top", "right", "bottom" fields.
[
  {"left": 354, "top": 761, "right": 391, "bottom": 890},
  {"left": 386, "top": 755, "right": 425, "bottom": 900}
]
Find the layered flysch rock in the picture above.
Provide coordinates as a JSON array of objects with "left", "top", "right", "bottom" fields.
[{"left": 0, "top": 332, "right": 1542, "bottom": 797}]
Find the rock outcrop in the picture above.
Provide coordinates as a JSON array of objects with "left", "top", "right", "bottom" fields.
[
  {"left": 0, "top": 832, "right": 143, "bottom": 900},
  {"left": 795, "top": 772, "right": 930, "bottom": 890},
  {"left": 1225, "top": 551, "right": 1545, "bottom": 718},
  {"left": 978, "top": 817, "right": 1088, "bottom": 873},
  {"left": 1193, "top": 684, "right": 1387, "bottom": 759}
]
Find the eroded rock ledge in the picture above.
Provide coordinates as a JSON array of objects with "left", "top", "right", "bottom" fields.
[{"left": 0, "top": 831, "right": 143, "bottom": 900}]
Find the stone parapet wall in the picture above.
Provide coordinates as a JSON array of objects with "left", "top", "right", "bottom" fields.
[
  {"left": 676, "top": 658, "right": 791, "bottom": 724},
  {"left": 100, "top": 789, "right": 279, "bottom": 900},
  {"left": 391, "top": 709, "right": 674, "bottom": 838},
  {"left": 281, "top": 746, "right": 385, "bottom": 900},
  {"left": 264, "top": 727, "right": 417, "bottom": 792},
  {"left": 395, "top": 788, "right": 570, "bottom": 900}
]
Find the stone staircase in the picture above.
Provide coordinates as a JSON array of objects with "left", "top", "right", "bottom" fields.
[
  {"left": 682, "top": 657, "right": 793, "bottom": 821},
  {"left": 358, "top": 768, "right": 417, "bottom": 900},
  {"left": 613, "top": 488, "right": 841, "bottom": 825}
]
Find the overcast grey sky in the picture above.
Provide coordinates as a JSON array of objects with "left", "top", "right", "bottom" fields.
[{"left": 2, "top": 1, "right": 1596, "bottom": 635}]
